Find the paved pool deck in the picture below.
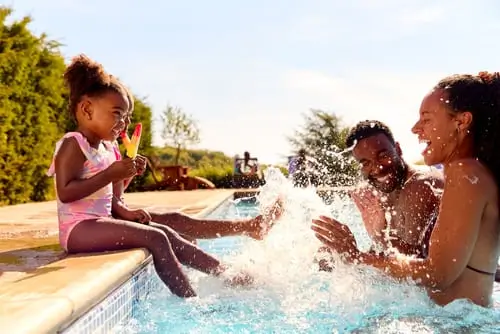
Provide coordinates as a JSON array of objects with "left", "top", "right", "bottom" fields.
[{"left": 0, "top": 189, "right": 238, "bottom": 333}]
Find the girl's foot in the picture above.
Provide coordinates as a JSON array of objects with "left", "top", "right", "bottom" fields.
[{"left": 223, "top": 271, "right": 254, "bottom": 287}]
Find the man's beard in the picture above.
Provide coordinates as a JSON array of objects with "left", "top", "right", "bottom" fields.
[{"left": 368, "top": 161, "right": 408, "bottom": 193}]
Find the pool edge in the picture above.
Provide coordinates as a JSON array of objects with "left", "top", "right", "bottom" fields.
[
  {"left": 0, "top": 190, "right": 237, "bottom": 334},
  {"left": 60, "top": 190, "right": 237, "bottom": 332}
]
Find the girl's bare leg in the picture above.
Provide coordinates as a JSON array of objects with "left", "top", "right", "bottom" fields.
[
  {"left": 149, "top": 222, "right": 226, "bottom": 275},
  {"left": 67, "top": 218, "right": 196, "bottom": 298},
  {"left": 149, "top": 222, "right": 254, "bottom": 286}
]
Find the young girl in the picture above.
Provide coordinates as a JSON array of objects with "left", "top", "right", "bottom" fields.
[{"left": 47, "top": 54, "right": 251, "bottom": 298}]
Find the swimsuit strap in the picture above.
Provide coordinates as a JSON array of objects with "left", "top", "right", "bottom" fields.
[{"left": 466, "top": 264, "right": 496, "bottom": 276}]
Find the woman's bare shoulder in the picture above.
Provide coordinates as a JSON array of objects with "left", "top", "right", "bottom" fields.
[{"left": 445, "top": 159, "right": 497, "bottom": 197}]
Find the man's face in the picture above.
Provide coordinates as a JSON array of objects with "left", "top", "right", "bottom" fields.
[{"left": 352, "top": 133, "right": 407, "bottom": 193}]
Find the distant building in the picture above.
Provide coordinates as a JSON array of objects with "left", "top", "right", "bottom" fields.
[
  {"left": 287, "top": 156, "right": 299, "bottom": 175},
  {"left": 434, "top": 164, "right": 443, "bottom": 170}
]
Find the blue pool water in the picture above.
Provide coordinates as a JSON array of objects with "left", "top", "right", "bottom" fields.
[{"left": 124, "top": 194, "right": 500, "bottom": 333}]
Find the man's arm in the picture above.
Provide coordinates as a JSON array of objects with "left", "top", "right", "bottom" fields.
[{"left": 398, "top": 176, "right": 442, "bottom": 257}]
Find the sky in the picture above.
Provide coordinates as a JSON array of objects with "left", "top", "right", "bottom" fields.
[{"left": 6, "top": 0, "right": 500, "bottom": 164}]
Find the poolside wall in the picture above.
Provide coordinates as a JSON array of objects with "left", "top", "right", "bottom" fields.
[
  {"left": 0, "top": 190, "right": 234, "bottom": 334},
  {"left": 0, "top": 187, "right": 342, "bottom": 333}
]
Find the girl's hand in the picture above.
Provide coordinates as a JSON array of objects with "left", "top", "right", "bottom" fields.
[
  {"left": 122, "top": 208, "right": 152, "bottom": 224},
  {"left": 135, "top": 155, "right": 147, "bottom": 175},
  {"left": 106, "top": 158, "right": 137, "bottom": 181}
]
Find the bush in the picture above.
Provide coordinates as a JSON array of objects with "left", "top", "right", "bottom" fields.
[
  {"left": 189, "top": 165, "right": 233, "bottom": 188},
  {"left": 0, "top": 8, "right": 69, "bottom": 205},
  {"left": 0, "top": 7, "right": 155, "bottom": 204}
]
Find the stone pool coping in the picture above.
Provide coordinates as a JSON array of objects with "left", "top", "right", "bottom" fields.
[{"left": 0, "top": 189, "right": 238, "bottom": 333}]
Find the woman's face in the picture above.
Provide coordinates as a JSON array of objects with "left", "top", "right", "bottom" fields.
[{"left": 411, "top": 88, "right": 460, "bottom": 166}]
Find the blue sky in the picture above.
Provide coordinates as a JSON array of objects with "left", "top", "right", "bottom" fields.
[{"left": 8, "top": 0, "right": 500, "bottom": 164}]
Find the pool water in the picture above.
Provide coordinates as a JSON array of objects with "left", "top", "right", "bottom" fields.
[{"left": 124, "top": 186, "right": 500, "bottom": 333}]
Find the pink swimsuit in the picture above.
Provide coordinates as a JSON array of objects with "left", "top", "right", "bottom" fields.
[{"left": 47, "top": 132, "right": 117, "bottom": 251}]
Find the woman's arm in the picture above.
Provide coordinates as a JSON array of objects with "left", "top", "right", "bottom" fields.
[
  {"left": 359, "top": 162, "right": 487, "bottom": 289},
  {"left": 55, "top": 138, "right": 113, "bottom": 203}
]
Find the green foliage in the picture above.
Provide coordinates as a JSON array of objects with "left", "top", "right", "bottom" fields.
[
  {"left": 288, "top": 109, "right": 360, "bottom": 186},
  {"left": 260, "top": 164, "right": 289, "bottom": 177},
  {"left": 160, "top": 104, "right": 200, "bottom": 165},
  {"left": 154, "top": 146, "right": 232, "bottom": 169},
  {"left": 0, "top": 8, "right": 69, "bottom": 205},
  {"left": 0, "top": 7, "right": 155, "bottom": 203},
  {"left": 190, "top": 165, "right": 234, "bottom": 188},
  {"left": 150, "top": 146, "right": 234, "bottom": 187}
]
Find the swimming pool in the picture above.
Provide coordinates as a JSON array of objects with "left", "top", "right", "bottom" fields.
[{"left": 100, "top": 195, "right": 500, "bottom": 334}]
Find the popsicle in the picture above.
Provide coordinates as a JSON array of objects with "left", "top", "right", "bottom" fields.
[
  {"left": 120, "top": 131, "right": 132, "bottom": 151},
  {"left": 126, "top": 123, "right": 142, "bottom": 158},
  {"left": 120, "top": 123, "right": 142, "bottom": 158}
]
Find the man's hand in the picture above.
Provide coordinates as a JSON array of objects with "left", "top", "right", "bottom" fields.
[
  {"left": 349, "top": 188, "right": 387, "bottom": 242},
  {"left": 350, "top": 188, "right": 385, "bottom": 219}
]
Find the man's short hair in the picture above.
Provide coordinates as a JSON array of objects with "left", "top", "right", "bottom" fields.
[{"left": 345, "top": 120, "right": 396, "bottom": 148}]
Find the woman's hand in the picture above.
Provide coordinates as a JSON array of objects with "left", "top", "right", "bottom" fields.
[{"left": 311, "top": 215, "right": 359, "bottom": 261}]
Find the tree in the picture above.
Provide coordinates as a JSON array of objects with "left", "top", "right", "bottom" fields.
[
  {"left": 0, "top": 7, "right": 69, "bottom": 204},
  {"left": 160, "top": 104, "right": 200, "bottom": 165},
  {"left": 0, "top": 7, "right": 155, "bottom": 204},
  {"left": 288, "top": 109, "right": 360, "bottom": 187}
]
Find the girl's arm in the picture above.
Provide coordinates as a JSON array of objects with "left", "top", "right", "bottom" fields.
[
  {"left": 111, "top": 178, "right": 133, "bottom": 219},
  {"left": 55, "top": 138, "right": 114, "bottom": 203},
  {"left": 123, "top": 177, "right": 133, "bottom": 190}
]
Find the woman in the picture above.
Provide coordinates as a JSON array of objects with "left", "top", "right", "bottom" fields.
[{"left": 312, "top": 72, "right": 500, "bottom": 307}]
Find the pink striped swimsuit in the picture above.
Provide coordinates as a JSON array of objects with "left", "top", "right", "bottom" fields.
[{"left": 47, "top": 132, "right": 117, "bottom": 251}]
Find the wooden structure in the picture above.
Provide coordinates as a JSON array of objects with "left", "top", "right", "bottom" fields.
[{"left": 142, "top": 159, "right": 215, "bottom": 191}]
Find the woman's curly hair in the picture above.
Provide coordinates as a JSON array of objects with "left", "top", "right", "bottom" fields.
[{"left": 436, "top": 71, "right": 500, "bottom": 183}]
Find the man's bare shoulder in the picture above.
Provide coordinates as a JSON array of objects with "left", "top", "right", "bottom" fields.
[{"left": 405, "top": 166, "right": 444, "bottom": 194}]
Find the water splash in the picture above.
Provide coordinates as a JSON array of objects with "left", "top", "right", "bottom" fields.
[{"left": 125, "top": 167, "right": 500, "bottom": 333}]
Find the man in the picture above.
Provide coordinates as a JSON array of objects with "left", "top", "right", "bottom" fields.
[{"left": 318, "top": 120, "right": 443, "bottom": 270}]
